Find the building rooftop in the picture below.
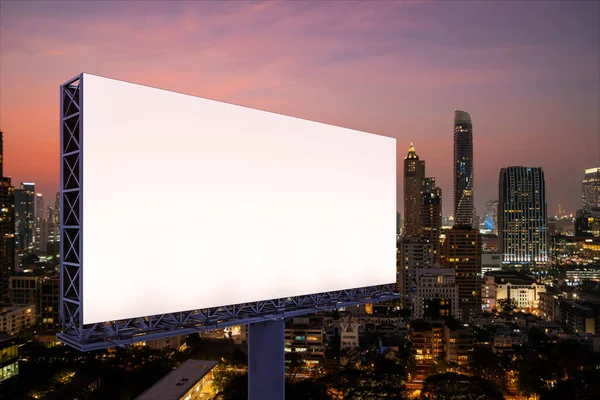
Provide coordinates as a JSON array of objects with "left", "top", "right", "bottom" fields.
[
  {"left": 454, "top": 110, "right": 471, "bottom": 125},
  {"left": 0, "top": 305, "right": 35, "bottom": 316},
  {"left": 485, "top": 271, "right": 536, "bottom": 286},
  {"left": 408, "top": 319, "right": 445, "bottom": 331},
  {"left": 136, "top": 359, "right": 219, "bottom": 400}
]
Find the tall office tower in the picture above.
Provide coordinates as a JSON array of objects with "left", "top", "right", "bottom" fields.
[
  {"left": 398, "top": 236, "right": 434, "bottom": 310},
  {"left": 396, "top": 212, "right": 401, "bottom": 237},
  {"left": 15, "top": 182, "right": 35, "bottom": 251},
  {"left": 443, "top": 225, "right": 482, "bottom": 322},
  {"left": 0, "top": 131, "right": 15, "bottom": 302},
  {"left": 484, "top": 200, "right": 499, "bottom": 235},
  {"left": 404, "top": 143, "right": 423, "bottom": 236},
  {"left": 498, "top": 167, "right": 548, "bottom": 267},
  {"left": 420, "top": 187, "right": 442, "bottom": 265},
  {"left": 453, "top": 110, "right": 474, "bottom": 226},
  {"left": 35, "top": 193, "right": 45, "bottom": 220},
  {"left": 582, "top": 167, "right": 600, "bottom": 212}
]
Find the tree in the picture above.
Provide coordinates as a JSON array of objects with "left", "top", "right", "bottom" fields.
[
  {"left": 185, "top": 333, "right": 201, "bottom": 348},
  {"left": 286, "top": 379, "right": 331, "bottom": 400},
  {"left": 213, "top": 363, "right": 245, "bottom": 395},
  {"left": 231, "top": 347, "right": 247, "bottom": 366},
  {"left": 472, "top": 347, "right": 508, "bottom": 392},
  {"left": 497, "top": 298, "right": 518, "bottom": 312},
  {"left": 420, "top": 373, "right": 504, "bottom": 400},
  {"left": 214, "top": 373, "right": 248, "bottom": 400},
  {"left": 517, "top": 352, "right": 554, "bottom": 397},
  {"left": 287, "top": 351, "right": 305, "bottom": 383}
]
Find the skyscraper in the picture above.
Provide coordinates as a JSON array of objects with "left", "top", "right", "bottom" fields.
[
  {"left": 0, "top": 131, "right": 15, "bottom": 302},
  {"left": 404, "top": 143, "right": 422, "bottom": 236},
  {"left": 453, "top": 110, "right": 474, "bottom": 226},
  {"left": 420, "top": 188, "right": 442, "bottom": 265},
  {"left": 15, "top": 182, "right": 35, "bottom": 251},
  {"left": 582, "top": 167, "right": 600, "bottom": 212},
  {"left": 35, "top": 193, "right": 44, "bottom": 221},
  {"left": 498, "top": 167, "right": 548, "bottom": 267},
  {"left": 485, "top": 200, "right": 499, "bottom": 235},
  {"left": 442, "top": 225, "right": 482, "bottom": 322}
]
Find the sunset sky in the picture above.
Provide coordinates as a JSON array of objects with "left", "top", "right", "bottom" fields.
[{"left": 1, "top": 0, "right": 598, "bottom": 216}]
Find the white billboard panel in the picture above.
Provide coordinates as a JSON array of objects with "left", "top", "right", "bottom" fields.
[{"left": 81, "top": 73, "right": 396, "bottom": 324}]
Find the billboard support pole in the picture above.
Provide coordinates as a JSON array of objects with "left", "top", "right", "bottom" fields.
[{"left": 248, "top": 319, "right": 285, "bottom": 400}]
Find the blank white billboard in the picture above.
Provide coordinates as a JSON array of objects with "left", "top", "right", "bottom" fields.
[{"left": 81, "top": 73, "right": 396, "bottom": 324}]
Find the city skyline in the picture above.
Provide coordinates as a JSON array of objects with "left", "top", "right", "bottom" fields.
[{"left": 1, "top": 1, "right": 599, "bottom": 215}]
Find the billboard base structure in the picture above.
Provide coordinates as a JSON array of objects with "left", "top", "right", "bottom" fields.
[
  {"left": 57, "top": 284, "right": 398, "bottom": 351},
  {"left": 248, "top": 319, "right": 285, "bottom": 399}
]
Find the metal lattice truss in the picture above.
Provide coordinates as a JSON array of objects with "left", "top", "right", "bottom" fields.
[
  {"left": 60, "top": 284, "right": 398, "bottom": 351},
  {"left": 58, "top": 74, "right": 399, "bottom": 352}
]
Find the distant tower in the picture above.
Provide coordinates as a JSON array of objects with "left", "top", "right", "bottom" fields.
[
  {"left": 404, "top": 143, "right": 422, "bottom": 236},
  {"left": 582, "top": 167, "right": 600, "bottom": 212},
  {"left": 0, "top": 131, "right": 15, "bottom": 301},
  {"left": 453, "top": 110, "right": 474, "bottom": 227},
  {"left": 420, "top": 188, "right": 442, "bottom": 265},
  {"left": 35, "top": 193, "right": 45, "bottom": 221},
  {"left": 498, "top": 167, "right": 548, "bottom": 267},
  {"left": 15, "top": 182, "right": 35, "bottom": 251},
  {"left": 485, "top": 200, "right": 499, "bottom": 235},
  {"left": 557, "top": 204, "right": 566, "bottom": 219}
]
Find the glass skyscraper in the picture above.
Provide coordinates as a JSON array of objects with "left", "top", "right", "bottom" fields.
[
  {"left": 453, "top": 110, "right": 474, "bottom": 226},
  {"left": 498, "top": 167, "right": 548, "bottom": 267}
]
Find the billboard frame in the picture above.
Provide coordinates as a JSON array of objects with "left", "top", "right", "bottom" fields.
[{"left": 57, "top": 74, "right": 398, "bottom": 351}]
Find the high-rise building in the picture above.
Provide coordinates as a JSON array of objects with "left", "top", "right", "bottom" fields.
[
  {"left": 582, "top": 167, "right": 600, "bottom": 212},
  {"left": 47, "top": 192, "right": 60, "bottom": 225},
  {"left": 14, "top": 182, "right": 35, "bottom": 252},
  {"left": 404, "top": 143, "right": 423, "bottom": 236},
  {"left": 453, "top": 110, "right": 474, "bottom": 226},
  {"left": 398, "top": 236, "right": 434, "bottom": 310},
  {"left": 484, "top": 200, "right": 499, "bottom": 235},
  {"left": 498, "top": 167, "right": 548, "bottom": 267},
  {"left": 34, "top": 193, "right": 44, "bottom": 221},
  {"left": 420, "top": 188, "right": 442, "bottom": 265},
  {"left": 0, "top": 131, "right": 15, "bottom": 302},
  {"left": 443, "top": 225, "right": 482, "bottom": 322},
  {"left": 34, "top": 218, "right": 49, "bottom": 255}
]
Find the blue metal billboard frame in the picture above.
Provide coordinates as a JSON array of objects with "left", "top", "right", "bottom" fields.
[{"left": 57, "top": 74, "right": 399, "bottom": 352}]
